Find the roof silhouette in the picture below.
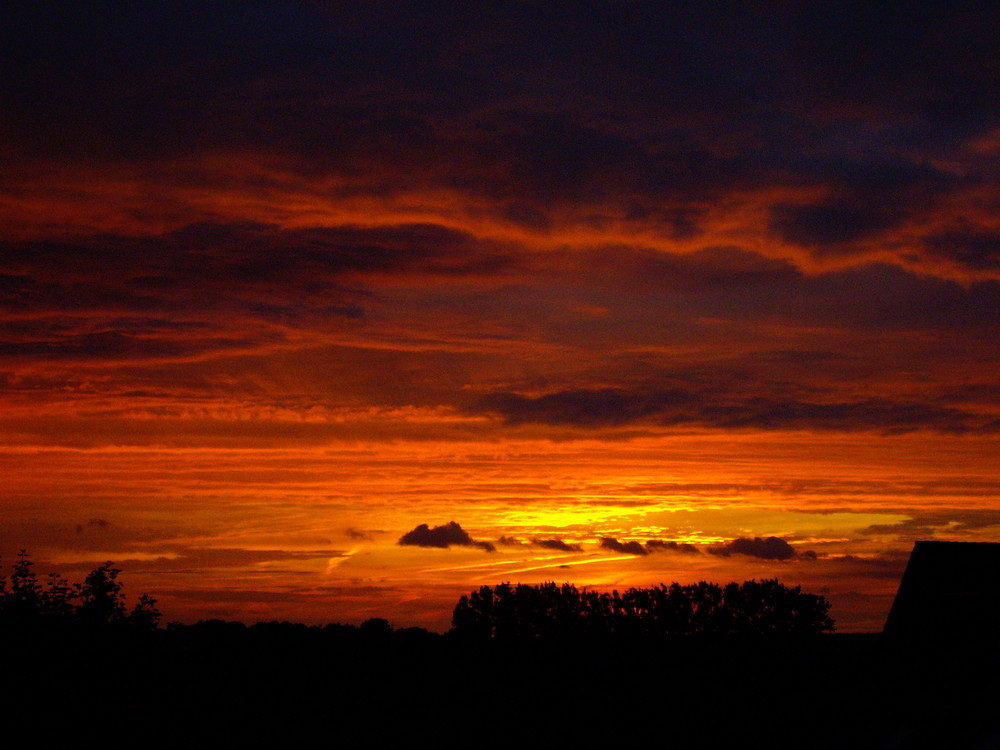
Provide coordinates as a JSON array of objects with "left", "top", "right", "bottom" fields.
[{"left": 883, "top": 540, "right": 1000, "bottom": 637}]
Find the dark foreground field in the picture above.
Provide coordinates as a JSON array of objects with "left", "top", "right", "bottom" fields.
[{"left": 5, "top": 624, "right": 998, "bottom": 748}]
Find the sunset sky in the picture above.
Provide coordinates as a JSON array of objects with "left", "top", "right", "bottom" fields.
[{"left": 3, "top": 2, "right": 1000, "bottom": 632}]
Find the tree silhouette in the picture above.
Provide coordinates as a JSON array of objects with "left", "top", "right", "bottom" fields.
[
  {"left": 0, "top": 551, "right": 161, "bottom": 632},
  {"left": 2, "top": 550, "right": 43, "bottom": 626},
  {"left": 129, "top": 593, "right": 162, "bottom": 631},
  {"left": 77, "top": 561, "right": 127, "bottom": 626},
  {"left": 451, "top": 579, "right": 834, "bottom": 638}
]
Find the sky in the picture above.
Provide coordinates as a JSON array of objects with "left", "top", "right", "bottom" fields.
[{"left": 2, "top": 2, "right": 1000, "bottom": 632}]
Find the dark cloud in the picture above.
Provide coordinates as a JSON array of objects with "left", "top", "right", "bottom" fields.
[
  {"left": 502, "top": 203, "right": 552, "bottom": 231},
  {"left": 599, "top": 537, "right": 647, "bottom": 556},
  {"left": 474, "top": 387, "right": 989, "bottom": 434},
  {"left": 858, "top": 510, "right": 1000, "bottom": 539},
  {"left": 702, "top": 398, "right": 982, "bottom": 434},
  {"left": 771, "top": 202, "right": 897, "bottom": 248},
  {"left": 5, "top": 3, "right": 999, "bottom": 219},
  {"left": 0, "top": 329, "right": 272, "bottom": 362},
  {"left": 596, "top": 537, "right": 701, "bottom": 555},
  {"left": 769, "top": 161, "right": 961, "bottom": 250},
  {"left": 0, "top": 222, "right": 521, "bottom": 344},
  {"left": 346, "top": 527, "right": 374, "bottom": 541},
  {"left": 1, "top": 222, "right": 518, "bottom": 296},
  {"left": 476, "top": 389, "right": 689, "bottom": 428},
  {"left": 532, "top": 538, "right": 583, "bottom": 553},
  {"left": 924, "top": 225, "right": 1000, "bottom": 271},
  {"left": 398, "top": 521, "right": 495, "bottom": 552},
  {"left": 826, "top": 552, "right": 911, "bottom": 580},
  {"left": 0, "top": 221, "right": 527, "bottom": 369},
  {"left": 709, "top": 536, "right": 797, "bottom": 560},
  {"left": 645, "top": 540, "right": 700, "bottom": 555},
  {"left": 806, "top": 265, "right": 1000, "bottom": 331}
]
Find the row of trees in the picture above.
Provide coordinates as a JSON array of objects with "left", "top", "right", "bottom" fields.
[
  {"left": 451, "top": 579, "right": 834, "bottom": 638},
  {"left": 0, "top": 551, "right": 161, "bottom": 631},
  {"left": 3, "top": 551, "right": 834, "bottom": 638}
]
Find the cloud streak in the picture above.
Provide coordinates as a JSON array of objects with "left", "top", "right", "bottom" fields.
[{"left": 474, "top": 389, "right": 992, "bottom": 434}]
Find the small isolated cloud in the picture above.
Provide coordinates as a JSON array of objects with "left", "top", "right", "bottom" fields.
[
  {"left": 346, "top": 527, "right": 374, "bottom": 541},
  {"left": 599, "top": 537, "right": 648, "bottom": 556},
  {"left": 709, "top": 536, "right": 796, "bottom": 560},
  {"left": 398, "top": 521, "right": 495, "bottom": 552},
  {"left": 498, "top": 535, "right": 524, "bottom": 546},
  {"left": 533, "top": 538, "right": 583, "bottom": 552}
]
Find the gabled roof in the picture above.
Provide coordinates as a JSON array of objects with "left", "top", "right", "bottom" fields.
[{"left": 883, "top": 540, "right": 1000, "bottom": 637}]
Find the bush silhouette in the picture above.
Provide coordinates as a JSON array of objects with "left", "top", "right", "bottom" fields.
[{"left": 452, "top": 579, "right": 833, "bottom": 638}]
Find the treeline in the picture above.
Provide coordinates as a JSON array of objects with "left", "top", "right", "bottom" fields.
[
  {"left": 0, "top": 550, "right": 160, "bottom": 632},
  {"left": 6, "top": 555, "right": 999, "bottom": 749},
  {"left": 452, "top": 579, "right": 834, "bottom": 638},
  {"left": 2, "top": 551, "right": 834, "bottom": 638}
]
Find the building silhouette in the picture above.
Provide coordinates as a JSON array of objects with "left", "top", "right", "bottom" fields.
[{"left": 883, "top": 540, "right": 1000, "bottom": 638}]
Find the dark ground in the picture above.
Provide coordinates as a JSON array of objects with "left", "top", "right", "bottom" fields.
[{"left": 5, "top": 624, "right": 998, "bottom": 748}]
